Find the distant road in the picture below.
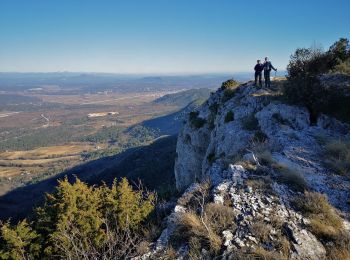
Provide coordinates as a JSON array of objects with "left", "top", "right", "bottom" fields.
[{"left": 0, "top": 112, "right": 21, "bottom": 118}]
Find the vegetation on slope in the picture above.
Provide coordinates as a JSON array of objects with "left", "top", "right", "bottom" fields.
[
  {"left": 0, "top": 177, "right": 157, "bottom": 259},
  {"left": 283, "top": 37, "right": 350, "bottom": 124}
]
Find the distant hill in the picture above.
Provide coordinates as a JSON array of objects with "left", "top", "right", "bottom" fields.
[
  {"left": 90, "top": 135, "right": 177, "bottom": 193},
  {"left": 153, "top": 88, "right": 212, "bottom": 108},
  {"left": 0, "top": 135, "right": 177, "bottom": 221},
  {"left": 143, "top": 98, "right": 206, "bottom": 135}
]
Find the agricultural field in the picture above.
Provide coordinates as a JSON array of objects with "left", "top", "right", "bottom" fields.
[{"left": 0, "top": 89, "right": 180, "bottom": 195}]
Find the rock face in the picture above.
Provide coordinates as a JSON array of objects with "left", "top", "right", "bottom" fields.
[
  {"left": 150, "top": 81, "right": 350, "bottom": 259},
  {"left": 175, "top": 82, "right": 350, "bottom": 213}
]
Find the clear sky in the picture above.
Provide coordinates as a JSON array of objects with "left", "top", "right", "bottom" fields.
[{"left": 0, "top": 0, "right": 349, "bottom": 74}]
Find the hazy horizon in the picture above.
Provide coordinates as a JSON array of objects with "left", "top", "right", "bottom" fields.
[{"left": 1, "top": 0, "right": 349, "bottom": 74}]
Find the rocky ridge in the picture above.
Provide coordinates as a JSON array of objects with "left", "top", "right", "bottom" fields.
[{"left": 143, "top": 81, "right": 350, "bottom": 259}]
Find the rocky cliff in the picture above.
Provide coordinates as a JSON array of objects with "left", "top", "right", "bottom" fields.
[{"left": 142, "top": 81, "right": 350, "bottom": 259}]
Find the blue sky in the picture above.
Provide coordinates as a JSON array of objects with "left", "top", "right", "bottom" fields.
[{"left": 0, "top": 0, "right": 349, "bottom": 74}]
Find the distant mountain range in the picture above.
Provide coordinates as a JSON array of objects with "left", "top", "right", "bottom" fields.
[{"left": 0, "top": 72, "right": 253, "bottom": 93}]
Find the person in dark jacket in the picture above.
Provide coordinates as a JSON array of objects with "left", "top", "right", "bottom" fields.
[
  {"left": 254, "top": 60, "right": 264, "bottom": 87},
  {"left": 263, "top": 57, "right": 277, "bottom": 88}
]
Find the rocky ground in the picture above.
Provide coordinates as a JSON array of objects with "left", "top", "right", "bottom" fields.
[{"left": 139, "top": 81, "right": 350, "bottom": 259}]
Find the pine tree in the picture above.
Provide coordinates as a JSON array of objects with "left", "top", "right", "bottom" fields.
[
  {"left": 0, "top": 219, "right": 41, "bottom": 260},
  {"left": 35, "top": 177, "right": 105, "bottom": 257}
]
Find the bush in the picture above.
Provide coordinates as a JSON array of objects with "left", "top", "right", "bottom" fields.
[
  {"left": 189, "top": 111, "right": 206, "bottom": 129},
  {"left": 283, "top": 38, "right": 350, "bottom": 124},
  {"left": 241, "top": 113, "right": 259, "bottom": 131},
  {"left": 220, "top": 79, "right": 240, "bottom": 91},
  {"left": 275, "top": 164, "right": 307, "bottom": 192},
  {"left": 333, "top": 57, "right": 350, "bottom": 74},
  {"left": 0, "top": 220, "right": 41, "bottom": 259},
  {"left": 324, "top": 139, "right": 350, "bottom": 175},
  {"left": 0, "top": 177, "right": 156, "bottom": 259},
  {"left": 224, "top": 111, "right": 234, "bottom": 123},
  {"left": 207, "top": 152, "right": 216, "bottom": 165},
  {"left": 293, "top": 191, "right": 343, "bottom": 239}
]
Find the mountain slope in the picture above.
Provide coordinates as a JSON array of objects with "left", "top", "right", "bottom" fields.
[
  {"left": 145, "top": 81, "right": 350, "bottom": 259},
  {"left": 142, "top": 99, "right": 206, "bottom": 135},
  {"left": 153, "top": 88, "right": 212, "bottom": 108}
]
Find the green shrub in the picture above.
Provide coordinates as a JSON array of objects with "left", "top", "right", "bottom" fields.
[
  {"left": 0, "top": 220, "right": 41, "bottom": 260},
  {"left": 189, "top": 111, "right": 206, "bottom": 129},
  {"left": 241, "top": 113, "right": 259, "bottom": 131},
  {"left": 333, "top": 57, "right": 350, "bottom": 74},
  {"left": 220, "top": 78, "right": 239, "bottom": 91},
  {"left": 283, "top": 38, "right": 350, "bottom": 124},
  {"left": 224, "top": 111, "right": 234, "bottom": 123},
  {"left": 207, "top": 152, "right": 216, "bottom": 165},
  {"left": 35, "top": 178, "right": 155, "bottom": 259}
]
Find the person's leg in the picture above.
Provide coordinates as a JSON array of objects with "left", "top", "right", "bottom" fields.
[
  {"left": 254, "top": 72, "right": 258, "bottom": 86},
  {"left": 258, "top": 73, "right": 262, "bottom": 87},
  {"left": 264, "top": 71, "right": 268, "bottom": 87},
  {"left": 266, "top": 72, "right": 271, "bottom": 88}
]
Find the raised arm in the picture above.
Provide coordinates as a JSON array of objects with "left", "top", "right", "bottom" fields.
[{"left": 271, "top": 63, "right": 277, "bottom": 71}]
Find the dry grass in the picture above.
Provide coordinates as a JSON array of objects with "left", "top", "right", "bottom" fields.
[
  {"left": 324, "top": 139, "right": 350, "bottom": 175},
  {"left": 204, "top": 203, "right": 236, "bottom": 233},
  {"left": 250, "top": 139, "right": 274, "bottom": 166},
  {"left": 234, "top": 160, "right": 257, "bottom": 171},
  {"left": 252, "top": 247, "right": 288, "bottom": 260},
  {"left": 258, "top": 150, "right": 274, "bottom": 165},
  {"left": 274, "top": 164, "right": 307, "bottom": 192},
  {"left": 0, "top": 144, "right": 93, "bottom": 160},
  {"left": 245, "top": 177, "right": 273, "bottom": 193},
  {"left": 136, "top": 241, "right": 150, "bottom": 256},
  {"left": 327, "top": 231, "right": 350, "bottom": 260},
  {"left": 172, "top": 196, "right": 236, "bottom": 256},
  {"left": 0, "top": 167, "right": 22, "bottom": 178},
  {"left": 173, "top": 212, "right": 222, "bottom": 254},
  {"left": 250, "top": 220, "right": 290, "bottom": 258},
  {"left": 251, "top": 221, "right": 272, "bottom": 243},
  {"left": 293, "top": 191, "right": 343, "bottom": 239},
  {"left": 177, "top": 181, "right": 211, "bottom": 209}
]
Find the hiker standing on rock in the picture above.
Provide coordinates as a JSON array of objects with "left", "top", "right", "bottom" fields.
[
  {"left": 263, "top": 57, "right": 277, "bottom": 88},
  {"left": 254, "top": 59, "right": 264, "bottom": 87}
]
